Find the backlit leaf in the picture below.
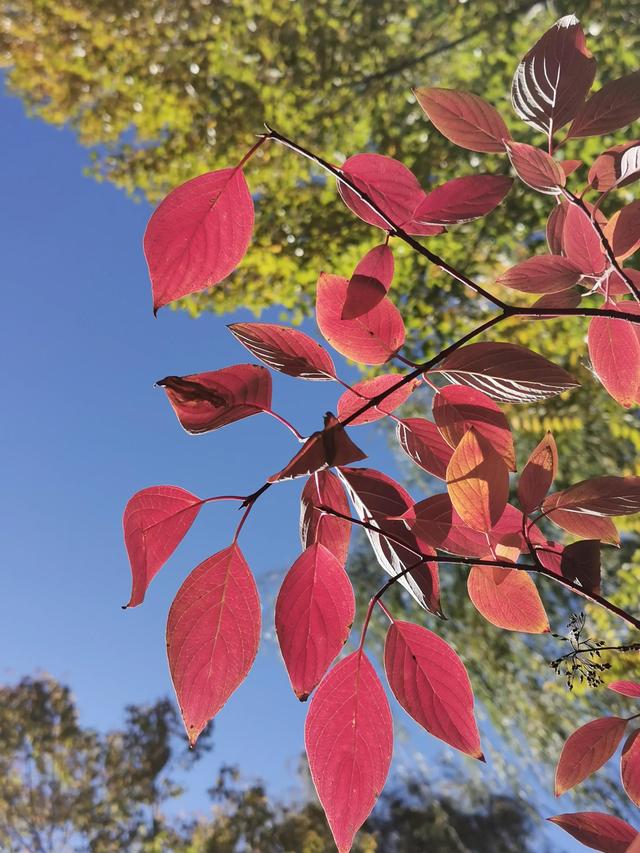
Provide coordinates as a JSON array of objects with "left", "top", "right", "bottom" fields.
[
  {"left": 511, "top": 15, "right": 596, "bottom": 137},
  {"left": 316, "top": 273, "right": 405, "bottom": 365},
  {"left": 269, "top": 413, "right": 366, "bottom": 482},
  {"left": 337, "top": 374, "right": 420, "bottom": 425},
  {"left": 395, "top": 418, "right": 453, "bottom": 480},
  {"left": 166, "top": 544, "right": 260, "bottom": 745},
  {"left": 555, "top": 717, "right": 627, "bottom": 796},
  {"left": 621, "top": 729, "right": 640, "bottom": 807},
  {"left": 414, "top": 88, "right": 510, "bottom": 153},
  {"left": 228, "top": 322, "right": 336, "bottom": 380},
  {"left": 384, "top": 620, "right": 483, "bottom": 758},
  {"left": 413, "top": 175, "right": 513, "bottom": 225},
  {"left": 608, "top": 681, "right": 640, "bottom": 699},
  {"left": 431, "top": 342, "right": 578, "bottom": 402},
  {"left": 563, "top": 204, "right": 607, "bottom": 276},
  {"left": 568, "top": 71, "right": 640, "bottom": 138},
  {"left": 506, "top": 141, "right": 566, "bottom": 194},
  {"left": 144, "top": 168, "right": 253, "bottom": 313},
  {"left": 547, "top": 202, "right": 569, "bottom": 254},
  {"left": 467, "top": 566, "right": 549, "bottom": 634},
  {"left": 609, "top": 201, "right": 640, "bottom": 261},
  {"left": 123, "top": 486, "right": 204, "bottom": 608},
  {"left": 589, "top": 141, "right": 640, "bottom": 192},
  {"left": 548, "top": 812, "right": 637, "bottom": 853},
  {"left": 275, "top": 544, "right": 355, "bottom": 701},
  {"left": 342, "top": 244, "right": 394, "bottom": 320},
  {"left": 305, "top": 651, "right": 393, "bottom": 853},
  {"left": 157, "top": 365, "right": 272, "bottom": 434},
  {"left": 446, "top": 428, "right": 509, "bottom": 533},
  {"left": 518, "top": 432, "right": 558, "bottom": 513},
  {"left": 543, "top": 476, "right": 640, "bottom": 517},
  {"left": 588, "top": 311, "right": 640, "bottom": 408},
  {"left": 300, "top": 470, "right": 351, "bottom": 566},
  {"left": 540, "top": 510, "right": 619, "bottom": 546},
  {"left": 497, "top": 255, "right": 582, "bottom": 294}
]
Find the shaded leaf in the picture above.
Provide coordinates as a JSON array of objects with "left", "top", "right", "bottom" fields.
[
  {"left": 166, "top": 544, "right": 260, "bottom": 745},
  {"left": 547, "top": 202, "right": 569, "bottom": 254},
  {"left": 497, "top": 254, "right": 582, "bottom": 294},
  {"left": 305, "top": 651, "right": 393, "bottom": 853},
  {"left": 395, "top": 418, "right": 453, "bottom": 480},
  {"left": 337, "top": 374, "right": 420, "bottom": 425},
  {"left": 589, "top": 141, "right": 640, "bottom": 193},
  {"left": 414, "top": 87, "right": 510, "bottom": 153},
  {"left": 506, "top": 141, "right": 566, "bottom": 194},
  {"left": 413, "top": 174, "right": 513, "bottom": 225},
  {"left": 384, "top": 620, "right": 483, "bottom": 758},
  {"left": 446, "top": 427, "right": 509, "bottom": 533},
  {"left": 555, "top": 717, "right": 627, "bottom": 796},
  {"left": 563, "top": 204, "right": 607, "bottom": 276},
  {"left": 275, "top": 544, "right": 355, "bottom": 701},
  {"left": 548, "top": 812, "right": 637, "bottom": 853},
  {"left": 531, "top": 288, "right": 582, "bottom": 311},
  {"left": 610, "top": 201, "right": 640, "bottom": 261},
  {"left": 269, "top": 413, "right": 366, "bottom": 482},
  {"left": 300, "top": 470, "right": 351, "bottom": 566},
  {"left": 518, "top": 432, "right": 558, "bottom": 513},
  {"left": 228, "top": 322, "right": 336, "bottom": 380},
  {"left": 569, "top": 71, "right": 640, "bottom": 138},
  {"left": 467, "top": 566, "right": 549, "bottom": 634},
  {"left": 543, "top": 476, "right": 640, "bottom": 517},
  {"left": 145, "top": 168, "right": 253, "bottom": 313},
  {"left": 342, "top": 244, "right": 394, "bottom": 320}
]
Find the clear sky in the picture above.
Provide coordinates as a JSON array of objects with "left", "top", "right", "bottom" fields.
[{"left": 0, "top": 83, "right": 582, "bottom": 849}]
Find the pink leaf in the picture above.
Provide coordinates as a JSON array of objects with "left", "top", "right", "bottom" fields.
[
  {"left": 588, "top": 311, "right": 640, "bottom": 408},
  {"left": 622, "top": 729, "right": 640, "bottom": 807},
  {"left": 467, "top": 566, "right": 549, "bottom": 634},
  {"left": 123, "top": 486, "right": 204, "bottom": 608},
  {"left": 506, "top": 141, "right": 566, "bottom": 194},
  {"left": 157, "top": 365, "right": 272, "bottom": 434},
  {"left": 511, "top": 15, "right": 596, "bottom": 137},
  {"left": 144, "top": 168, "right": 253, "bottom": 313},
  {"left": 548, "top": 812, "right": 637, "bottom": 853},
  {"left": 433, "top": 385, "right": 515, "bottom": 470},
  {"left": 316, "top": 273, "right": 405, "bottom": 365},
  {"left": 608, "top": 681, "right": 640, "bottom": 699},
  {"left": 300, "top": 470, "right": 352, "bottom": 566},
  {"left": 540, "top": 510, "right": 619, "bottom": 546},
  {"left": 227, "top": 323, "right": 336, "bottom": 380},
  {"left": 395, "top": 418, "right": 453, "bottom": 480},
  {"left": 413, "top": 88, "right": 510, "bottom": 153},
  {"left": 305, "top": 651, "right": 393, "bottom": 853},
  {"left": 431, "top": 341, "right": 578, "bottom": 402},
  {"left": 337, "top": 153, "right": 442, "bottom": 235},
  {"left": 342, "top": 244, "right": 394, "bottom": 320},
  {"left": 555, "top": 717, "right": 628, "bottom": 796},
  {"left": 589, "top": 141, "right": 640, "bottom": 192},
  {"left": 166, "top": 544, "right": 260, "bottom": 745},
  {"left": 518, "top": 432, "right": 558, "bottom": 513},
  {"left": 563, "top": 204, "right": 607, "bottom": 276},
  {"left": 413, "top": 175, "right": 512, "bottom": 225},
  {"left": 604, "top": 270, "right": 640, "bottom": 298},
  {"left": 384, "top": 620, "right": 483, "bottom": 758},
  {"left": 547, "top": 202, "right": 569, "bottom": 254},
  {"left": 269, "top": 413, "right": 366, "bottom": 483},
  {"left": 337, "top": 374, "right": 419, "bottom": 425},
  {"left": 497, "top": 255, "right": 582, "bottom": 294},
  {"left": 338, "top": 467, "right": 441, "bottom": 614},
  {"left": 446, "top": 428, "right": 509, "bottom": 533},
  {"left": 531, "top": 288, "right": 582, "bottom": 311},
  {"left": 569, "top": 71, "right": 640, "bottom": 138},
  {"left": 275, "top": 544, "right": 355, "bottom": 701}
]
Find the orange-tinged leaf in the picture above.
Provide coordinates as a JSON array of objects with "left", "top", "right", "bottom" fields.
[
  {"left": 467, "top": 566, "right": 549, "bottom": 634},
  {"left": 227, "top": 323, "right": 336, "bottom": 380},
  {"left": 548, "top": 812, "right": 637, "bottom": 853},
  {"left": 555, "top": 717, "right": 627, "bottom": 796},
  {"left": 446, "top": 428, "right": 509, "bottom": 533},
  {"left": 621, "top": 729, "right": 640, "bottom": 807},
  {"left": 610, "top": 201, "right": 640, "bottom": 261},
  {"left": 269, "top": 413, "right": 366, "bottom": 482},
  {"left": 275, "top": 544, "right": 355, "bottom": 701},
  {"left": 166, "top": 544, "right": 260, "bottom": 745},
  {"left": 589, "top": 141, "right": 640, "bottom": 192},
  {"left": 518, "top": 432, "right": 558, "bottom": 513},
  {"left": 384, "top": 620, "right": 483, "bottom": 758},
  {"left": 414, "top": 88, "right": 510, "bottom": 153},
  {"left": 305, "top": 651, "right": 393, "bottom": 853}
]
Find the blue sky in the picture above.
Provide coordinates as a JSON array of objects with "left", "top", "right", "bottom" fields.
[{"left": 0, "top": 83, "right": 586, "bottom": 849}]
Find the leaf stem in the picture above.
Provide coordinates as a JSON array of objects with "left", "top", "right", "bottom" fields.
[{"left": 263, "top": 409, "right": 305, "bottom": 441}]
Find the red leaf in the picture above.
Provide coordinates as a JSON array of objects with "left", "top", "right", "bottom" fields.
[
  {"left": 338, "top": 153, "right": 441, "bottom": 236},
  {"left": 433, "top": 385, "right": 515, "bottom": 470},
  {"left": 384, "top": 620, "right": 483, "bottom": 759},
  {"left": 609, "top": 202, "right": 640, "bottom": 261},
  {"left": 305, "top": 651, "right": 393, "bottom": 853},
  {"left": 158, "top": 365, "right": 272, "bottom": 434},
  {"left": 431, "top": 342, "right": 578, "bottom": 402},
  {"left": 531, "top": 288, "right": 582, "bottom": 311},
  {"left": 316, "top": 273, "right": 405, "bottom": 365},
  {"left": 511, "top": 15, "right": 596, "bottom": 137},
  {"left": 166, "top": 544, "right": 260, "bottom": 745},
  {"left": 467, "top": 566, "right": 549, "bottom": 634},
  {"left": 123, "top": 486, "right": 204, "bottom": 608},
  {"left": 144, "top": 168, "right": 253, "bottom": 313},
  {"left": 269, "top": 413, "right": 366, "bottom": 483},
  {"left": 589, "top": 141, "right": 640, "bottom": 192},
  {"left": 604, "top": 270, "right": 640, "bottom": 298},
  {"left": 569, "top": 71, "right": 640, "bottom": 138},
  {"left": 446, "top": 427, "right": 509, "bottom": 533},
  {"left": 506, "top": 142, "right": 566, "bottom": 194},
  {"left": 548, "top": 812, "right": 637, "bottom": 853},
  {"left": 497, "top": 255, "right": 582, "bottom": 295},
  {"left": 395, "top": 418, "right": 453, "bottom": 480},
  {"left": 300, "top": 471, "right": 351, "bottom": 566},
  {"left": 608, "top": 681, "right": 640, "bottom": 699},
  {"left": 227, "top": 323, "right": 336, "bottom": 380},
  {"left": 544, "top": 476, "right": 640, "bottom": 517},
  {"left": 275, "top": 544, "right": 355, "bottom": 701},
  {"left": 555, "top": 717, "right": 628, "bottom": 796},
  {"left": 338, "top": 467, "right": 441, "bottom": 614},
  {"left": 414, "top": 87, "right": 510, "bottom": 153},
  {"left": 563, "top": 204, "right": 607, "bottom": 276},
  {"left": 547, "top": 202, "right": 569, "bottom": 254},
  {"left": 622, "top": 729, "right": 640, "bottom": 807},
  {"left": 541, "top": 511, "right": 619, "bottom": 546},
  {"left": 588, "top": 311, "right": 640, "bottom": 408},
  {"left": 342, "top": 244, "right": 394, "bottom": 320},
  {"left": 413, "top": 175, "right": 513, "bottom": 225},
  {"left": 560, "top": 159, "right": 583, "bottom": 177},
  {"left": 518, "top": 432, "right": 558, "bottom": 513},
  {"left": 337, "top": 374, "right": 419, "bottom": 425}
]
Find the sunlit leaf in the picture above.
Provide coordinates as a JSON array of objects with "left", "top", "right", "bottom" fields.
[
  {"left": 548, "top": 812, "right": 637, "bottom": 853},
  {"left": 414, "top": 88, "right": 510, "bottom": 153},
  {"left": 228, "top": 322, "right": 336, "bottom": 380},
  {"left": 337, "top": 374, "right": 420, "bottom": 425},
  {"left": 555, "top": 717, "right": 627, "bottom": 796},
  {"left": 467, "top": 566, "right": 549, "bottom": 634},
  {"left": 446, "top": 427, "right": 509, "bottom": 533},
  {"left": 300, "top": 470, "right": 351, "bottom": 565}
]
